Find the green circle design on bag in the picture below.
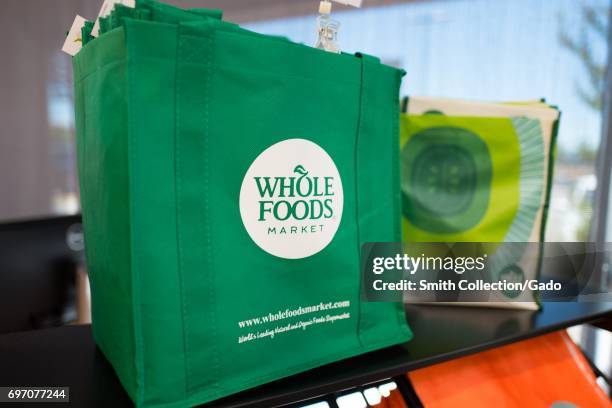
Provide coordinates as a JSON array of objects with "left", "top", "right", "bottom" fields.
[
  {"left": 411, "top": 145, "right": 476, "bottom": 215},
  {"left": 498, "top": 264, "right": 525, "bottom": 299},
  {"left": 423, "top": 109, "right": 445, "bottom": 115},
  {"left": 402, "top": 127, "right": 492, "bottom": 233}
]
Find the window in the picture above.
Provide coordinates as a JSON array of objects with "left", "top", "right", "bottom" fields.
[
  {"left": 246, "top": 0, "right": 611, "bottom": 243},
  {"left": 2, "top": 0, "right": 610, "bottom": 239},
  {"left": 0, "top": 1, "right": 99, "bottom": 221}
]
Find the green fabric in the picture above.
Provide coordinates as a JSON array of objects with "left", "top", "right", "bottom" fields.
[
  {"left": 73, "top": 2, "right": 411, "bottom": 407},
  {"left": 81, "top": 20, "right": 95, "bottom": 46}
]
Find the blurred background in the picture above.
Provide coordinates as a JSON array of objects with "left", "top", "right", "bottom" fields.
[
  {"left": 0, "top": 0, "right": 610, "bottom": 398},
  {"left": 0, "top": 0, "right": 610, "bottom": 239}
]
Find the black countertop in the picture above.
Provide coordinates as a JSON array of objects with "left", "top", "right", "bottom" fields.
[{"left": 0, "top": 302, "right": 610, "bottom": 407}]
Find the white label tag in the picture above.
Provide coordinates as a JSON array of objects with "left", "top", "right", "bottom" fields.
[
  {"left": 62, "top": 15, "right": 87, "bottom": 56},
  {"left": 91, "top": 0, "right": 135, "bottom": 38},
  {"left": 331, "top": 0, "right": 363, "bottom": 7}
]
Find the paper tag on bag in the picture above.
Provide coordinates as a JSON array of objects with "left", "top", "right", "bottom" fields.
[
  {"left": 62, "top": 15, "right": 87, "bottom": 56},
  {"left": 91, "top": 0, "right": 135, "bottom": 37}
]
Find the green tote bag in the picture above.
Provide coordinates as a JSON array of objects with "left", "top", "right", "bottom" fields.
[{"left": 73, "top": 4, "right": 411, "bottom": 407}]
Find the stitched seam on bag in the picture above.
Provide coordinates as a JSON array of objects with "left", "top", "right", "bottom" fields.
[
  {"left": 353, "top": 55, "right": 365, "bottom": 349},
  {"left": 392, "top": 72, "right": 401, "bottom": 246},
  {"left": 125, "top": 53, "right": 367, "bottom": 87},
  {"left": 177, "top": 29, "right": 222, "bottom": 395},
  {"left": 121, "top": 52, "right": 399, "bottom": 92},
  {"left": 392, "top": 71, "right": 407, "bottom": 330},
  {"left": 203, "top": 32, "right": 223, "bottom": 394},
  {"left": 391, "top": 71, "right": 400, "bottom": 327},
  {"left": 175, "top": 26, "right": 191, "bottom": 400},
  {"left": 206, "top": 62, "right": 362, "bottom": 86},
  {"left": 179, "top": 32, "right": 213, "bottom": 63},
  {"left": 181, "top": 42, "right": 209, "bottom": 64},
  {"left": 126, "top": 27, "right": 146, "bottom": 405}
]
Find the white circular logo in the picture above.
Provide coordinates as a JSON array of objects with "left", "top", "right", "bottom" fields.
[{"left": 239, "top": 138, "right": 344, "bottom": 259}]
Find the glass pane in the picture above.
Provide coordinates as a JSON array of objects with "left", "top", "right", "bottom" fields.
[
  {"left": 47, "top": 51, "right": 78, "bottom": 215},
  {"left": 0, "top": 2, "right": 92, "bottom": 222},
  {"left": 246, "top": 0, "right": 611, "bottom": 242}
]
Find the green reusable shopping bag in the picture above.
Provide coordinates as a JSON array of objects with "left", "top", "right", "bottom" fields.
[
  {"left": 72, "top": 3, "right": 411, "bottom": 407},
  {"left": 399, "top": 98, "right": 560, "bottom": 308},
  {"left": 400, "top": 115, "right": 544, "bottom": 242}
]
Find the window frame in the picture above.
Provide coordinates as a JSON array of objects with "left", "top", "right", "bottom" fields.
[{"left": 590, "top": 4, "right": 612, "bottom": 287}]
